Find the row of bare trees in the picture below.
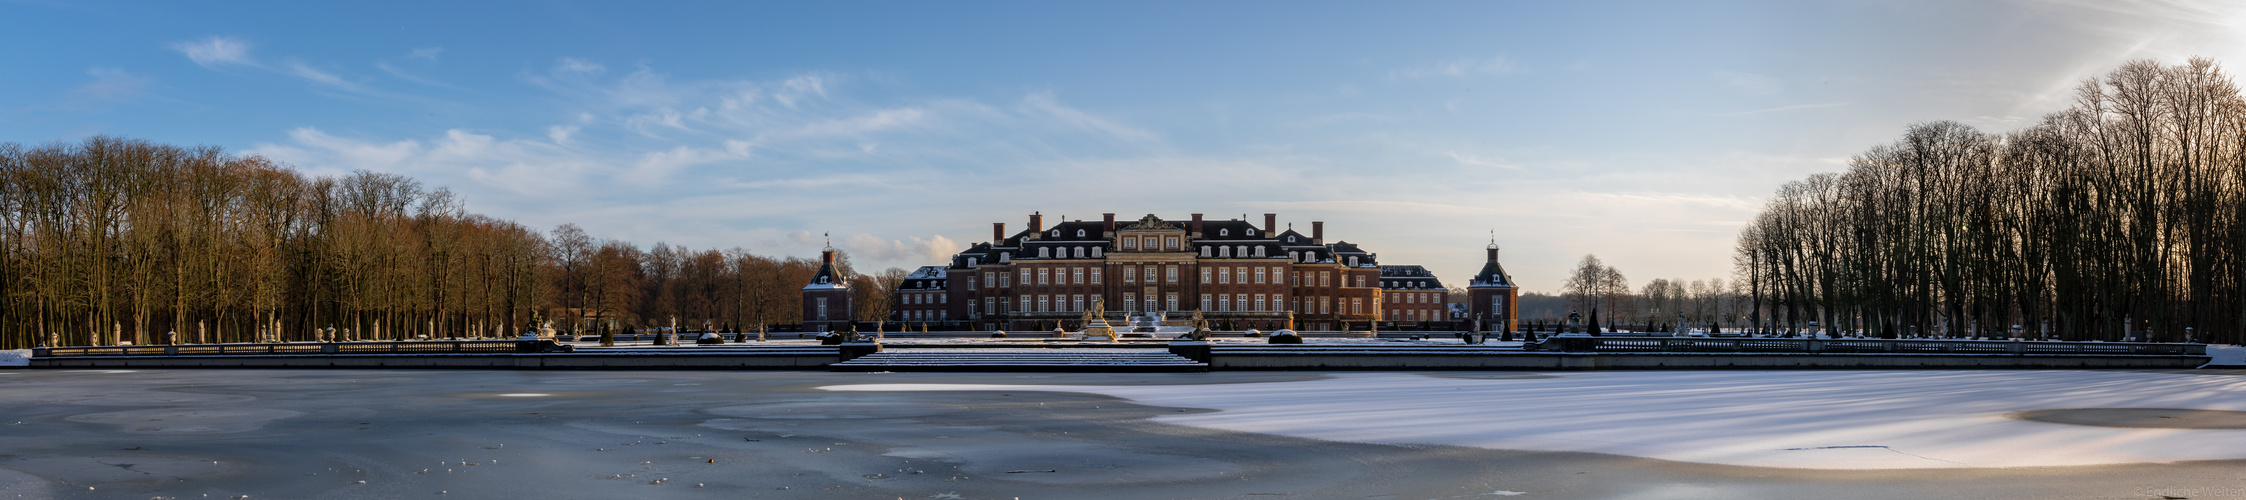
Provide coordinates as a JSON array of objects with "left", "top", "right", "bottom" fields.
[
  {"left": 1736, "top": 58, "right": 2246, "bottom": 343},
  {"left": 1551, "top": 254, "right": 1748, "bottom": 329},
  {"left": 0, "top": 136, "right": 902, "bottom": 348}
]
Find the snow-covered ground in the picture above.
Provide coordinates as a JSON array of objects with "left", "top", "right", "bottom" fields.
[
  {"left": 2204, "top": 344, "right": 2246, "bottom": 367},
  {"left": 0, "top": 350, "right": 27, "bottom": 367},
  {"left": 828, "top": 370, "right": 2246, "bottom": 470}
]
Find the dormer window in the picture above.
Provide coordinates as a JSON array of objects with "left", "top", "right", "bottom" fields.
[
  {"left": 1076, "top": 229, "right": 1086, "bottom": 237},
  {"left": 1200, "top": 246, "right": 1212, "bottom": 257},
  {"left": 1248, "top": 228, "right": 1256, "bottom": 235},
  {"left": 1000, "top": 252, "right": 1010, "bottom": 263},
  {"left": 1038, "top": 247, "right": 1050, "bottom": 258},
  {"left": 1220, "top": 229, "right": 1228, "bottom": 237},
  {"left": 1287, "top": 236, "right": 1295, "bottom": 242},
  {"left": 1051, "top": 229, "right": 1059, "bottom": 237}
]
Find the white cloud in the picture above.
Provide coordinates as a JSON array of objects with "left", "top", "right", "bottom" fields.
[
  {"left": 1390, "top": 57, "right": 1519, "bottom": 80},
  {"left": 842, "top": 233, "right": 961, "bottom": 263},
  {"left": 555, "top": 57, "right": 606, "bottom": 74},
  {"left": 407, "top": 47, "right": 445, "bottom": 61},
  {"left": 1447, "top": 151, "right": 1521, "bottom": 170},
  {"left": 1715, "top": 71, "right": 1783, "bottom": 96},
  {"left": 169, "top": 36, "right": 254, "bottom": 68}
]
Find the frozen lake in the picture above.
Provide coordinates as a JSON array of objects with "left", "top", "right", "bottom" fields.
[{"left": 3, "top": 368, "right": 2244, "bottom": 499}]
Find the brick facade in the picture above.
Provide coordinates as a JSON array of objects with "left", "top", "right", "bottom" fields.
[{"left": 931, "top": 212, "right": 1441, "bottom": 332}]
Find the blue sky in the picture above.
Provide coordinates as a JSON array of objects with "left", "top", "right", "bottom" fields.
[{"left": 7, "top": 0, "right": 2243, "bottom": 292}]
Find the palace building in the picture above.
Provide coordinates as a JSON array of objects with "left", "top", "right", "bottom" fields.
[
  {"left": 1465, "top": 241, "right": 1520, "bottom": 332},
  {"left": 799, "top": 245, "right": 854, "bottom": 333},
  {"left": 1378, "top": 265, "right": 1451, "bottom": 325},
  {"left": 924, "top": 212, "right": 1420, "bottom": 331}
]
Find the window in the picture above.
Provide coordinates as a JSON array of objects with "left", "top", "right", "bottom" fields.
[
  {"left": 1220, "top": 229, "right": 1229, "bottom": 237},
  {"left": 1090, "top": 247, "right": 1101, "bottom": 258},
  {"left": 1320, "top": 297, "right": 1330, "bottom": 314},
  {"left": 1236, "top": 294, "right": 1248, "bottom": 312},
  {"left": 1348, "top": 256, "right": 1358, "bottom": 267},
  {"left": 1200, "top": 294, "right": 1212, "bottom": 310},
  {"left": 1123, "top": 266, "right": 1137, "bottom": 283},
  {"left": 1037, "top": 269, "right": 1049, "bottom": 285},
  {"left": 1353, "top": 297, "right": 1364, "bottom": 315},
  {"left": 940, "top": 294, "right": 947, "bottom": 304},
  {"left": 1143, "top": 267, "right": 1157, "bottom": 283},
  {"left": 1247, "top": 228, "right": 1255, "bottom": 235},
  {"left": 1200, "top": 268, "right": 1211, "bottom": 284},
  {"left": 1000, "top": 252, "right": 1009, "bottom": 262},
  {"left": 1218, "top": 294, "right": 1231, "bottom": 312},
  {"left": 1235, "top": 245, "right": 1247, "bottom": 257},
  {"left": 1143, "top": 237, "right": 1157, "bottom": 249},
  {"left": 1020, "top": 269, "right": 1031, "bottom": 286},
  {"left": 1000, "top": 273, "right": 1011, "bottom": 287},
  {"left": 815, "top": 297, "right": 828, "bottom": 320},
  {"left": 1254, "top": 267, "right": 1266, "bottom": 284},
  {"left": 1166, "top": 265, "right": 1179, "bottom": 283},
  {"left": 1019, "top": 296, "right": 1029, "bottom": 313},
  {"left": 1038, "top": 247, "right": 1049, "bottom": 258},
  {"left": 969, "top": 276, "right": 978, "bottom": 289},
  {"left": 1254, "top": 294, "right": 1266, "bottom": 312},
  {"left": 1124, "top": 293, "right": 1137, "bottom": 312},
  {"left": 1072, "top": 295, "right": 1084, "bottom": 312},
  {"left": 1077, "top": 229, "right": 1086, "bottom": 237},
  {"left": 1356, "top": 276, "right": 1366, "bottom": 288},
  {"left": 1167, "top": 237, "right": 1179, "bottom": 249},
  {"left": 1200, "top": 246, "right": 1212, "bottom": 257},
  {"left": 968, "top": 257, "right": 978, "bottom": 267},
  {"left": 1038, "top": 295, "right": 1049, "bottom": 312},
  {"left": 1166, "top": 294, "right": 1178, "bottom": 311},
  {"left": 1218, "top": 267, "right": 1231, "bottom": 284},
  {"left": 1073, "top": 268, "right": 1085, "bottom": 285},
  {"left": 1218, "top": 246, "right": 1230, "bottom": 258},
  {"left": 1254, "top": 246, "right": 1265, "bottom": 257},
  {"left": 1073, "top": 247, "right": 1085, "bottom": 259},
  {"left": 1051, "top": 229, "right": 1059, "bottom": 238},
  {"left": 1091, "top": 269, "right": 1103, "bottom": 284},
  {"left": 1123, "top": 238, "right": 1137, "bottom": 249},
  {"left": 1320, "top": 272, "right": 1331, "bottom": 287},
  {"left": 1287, "top": 235, "right": 1295, "bottom": 242},
  {"left": 1289, "top": 251, "right": 1298, "bottom": 261}
]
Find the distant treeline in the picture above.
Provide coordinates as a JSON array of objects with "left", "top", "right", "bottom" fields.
[
  {"left": 1737, "top": 58, "right": 2246, "bottom": 343},
  {"left": 0, "top": 137, "right": 902, "bottom": 349}
]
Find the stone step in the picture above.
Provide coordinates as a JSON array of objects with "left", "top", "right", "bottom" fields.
[{"left": 830, "top": 349, "right": 1207, "bottom": 372}]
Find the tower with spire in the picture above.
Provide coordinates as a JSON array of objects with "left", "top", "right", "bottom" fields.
[
  {"left": 801, "top": 233, "right": 855, "bottom": 333},
  {"left": 1466, "top": 232, "right": 1518, "bottom": 333}
]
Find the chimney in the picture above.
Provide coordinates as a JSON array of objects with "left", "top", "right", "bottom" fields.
[
  {"left": 1029, "top": 212, "right": 1043, "bottom": 233},
  {"left": 1311, "top": 221, "right": 1324, "bottom": 243},
  {"left": 1102, "top": 213, "right": 1116, "bottom": 232},
  {"left": 822, "top": 248, "right": 835, "bottom": 265},
  {"left": 1190, "top": 213, "right": 1203, "bottom": 234},
  {"left": 992, "top": 222, "right": 1006, "bottom": 244},
  {"left": 1263, "top": 213, "right": 1276, "bottom": 234},
  {"left": 1487, "top": 243, "right": 1500, "bottom": 262}
]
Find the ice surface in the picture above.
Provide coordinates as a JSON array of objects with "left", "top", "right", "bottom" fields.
[
  {"left": 0, "top": 349, "right": 26, "bottom": 367},
  {"left": 828, "top": 370, "right": 2246, "bottom": 470},
  {"left": 2204, "top": 344, "right": 2245, "bottom": 367}
]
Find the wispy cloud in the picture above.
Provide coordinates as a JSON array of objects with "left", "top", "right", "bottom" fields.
[
  {"left": 170, "top": 36, "right": 254, "bottom": 68},
  {"left": 1390, "top": 57, "right": 1519, "bottom": 80},
  {"left": 1715, "top": 71, "right": 1783, "bottom": 96},
  {"left": 1447, "top": 151, "right": 1521, "bottom": 170},
  {"left": 60, "top": 67, "right": 153, "bottom": 110},
  {"left": 1723, "top": 102, "right": 1848, "bottom": 116}
]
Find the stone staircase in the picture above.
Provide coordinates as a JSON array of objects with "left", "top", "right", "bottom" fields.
[{"left": 828, "top": 347, "right": 1208, "bottom": 372}]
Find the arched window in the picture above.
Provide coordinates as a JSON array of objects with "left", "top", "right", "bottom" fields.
[
  {"left": 968, "top": 257, "right": 978, "bottom": 267},
  {"left": 1091, "top": 247, "right": 1102, "bottom": 258},
  {"left": 1247, "top": 228, "right": 1256, "bottom": 236},
  {"left": 1287, "top": 235, "right": 1295, "bottom": 243},
  {"left": 1051, "top": 229, "right": 1059, "bottom": 237},
  {"left": 1038, "top": 247, "right": 1050, "bottom": 258},
  {"left": 1220, "top": 229, "right": 1229, "bottom": 237},
  {"left": 1199, "top": 246, "right": 1212, "bottom": 257},
  {"left": 1076, "top": 229, "right": 1086, "bottom": 237},
  {"left": 1236, "top": 245, "right": 1248, "bottom": 257},
  {"left": 1218, "top": 246, "right": 1231, "bottom": 258},
  {"left": 1073, "top": 247, "right": 1085, "bottom": 259},
  {"left": 1253, "top": 246, "right": 1265, "bottom": 257},
  {"left": 999, "top": 252, "right": 1010, "bottom": 263},
  {"left": 1348, "top": 256, "right": 1358, "bottom": 267}
]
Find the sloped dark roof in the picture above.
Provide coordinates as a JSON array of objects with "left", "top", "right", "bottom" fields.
[
  {"left": 1379, "top": 265, "right": 1446, "bottom": 289},
  {"left": 803, "top": 251, "right": 848, "bottom": 290},
  {"left": 1470, "top": 258, "right": 1513, "bottom": 288}
]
